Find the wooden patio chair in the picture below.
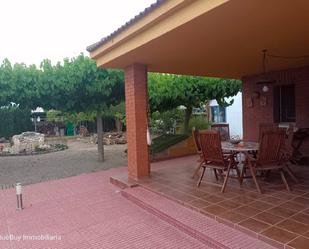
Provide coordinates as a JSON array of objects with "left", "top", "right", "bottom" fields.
[
  {"left": 245, "top": 129, "right": 291, "bottom": 194},
  {"left": 191, "top": 127, "right": 204, "bottom": 178},
  {"left": 211, "top": 123, "right": 230, "bottom": 141},
  {"left": 280, "top": 124, "right": 298, "bottom": 183},
  {"left": 197, "top": 130, "right": 241, "bottom": 193},
  {"left": 246, "top": 123, "right": 279, "bottom": 160},
  {"left": 258, "top": 123, "right": 278, "bottom": 142}
]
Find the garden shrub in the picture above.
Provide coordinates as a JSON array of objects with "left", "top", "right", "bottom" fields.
[{"left": 0, "top": 106, "right": 33, "bottom": 139}]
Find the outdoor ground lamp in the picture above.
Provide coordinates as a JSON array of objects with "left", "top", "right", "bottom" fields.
[{"left": 16, "top": 183, "right": 23, "bottom": 210}]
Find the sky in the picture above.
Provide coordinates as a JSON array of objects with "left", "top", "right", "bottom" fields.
[{"left": 0, "top": 0, "right": 158, "bottom": 66}]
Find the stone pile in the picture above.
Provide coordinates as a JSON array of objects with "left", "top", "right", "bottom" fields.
[
  {"left": 11, "top": 132, "right": 48, "bottom": 154},
  {"left": 90, "top": 132, "right": 127, "bottom": 145}
]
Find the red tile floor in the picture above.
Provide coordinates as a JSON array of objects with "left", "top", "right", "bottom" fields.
[
  {"left": 0, "top": 167, "right": 213, "bottom": 249},
  {"left": 0, "top": 159, "right": 278, "bottom": 249},
  {"left": 131, "top": 155, "right": 309, "bottom": 249}
]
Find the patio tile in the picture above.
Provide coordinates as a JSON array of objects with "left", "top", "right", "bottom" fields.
[
  {"left": 216, "top": 190, "right": 240, "bottom": 199},
  {"left": 198, "top": 184, "right": 222, "bottom": 194},
  {"left": 303, "top": 208, "right": 309, "bottom": 215},
  {"left": 293, "top": 197, "right": 309, "bottom": 207},
  {"left": 271, "top": 191, "right": 297, "bottom": 200},
  {"left": 261, "top": 226, "right": 298, "bottom": 244},
  {"left": 231, "top": 195, "right": 255, "bottom": 205},
  {"left": 260, "top": 196, "right": 286, "bottom": 205},
  {"left": 169, "top": 190, "right": 197, "bottom": 203},
  {"left": 291, "top": 213, "right": 309, "bottom": 224},
  {"left": 200, "top": 194, "right": 224, "bottom": 204},
  {"left": 135, "top": 156, "right": 309, "bottom": 248},
  {"left": 217, "top": 211, "right": 247, "bottom": 223},
  {"left": 277, "top": 218, "right": 309, "bottom": 235},
  {"left": 183, "top": 189, "right": 208, "bottom": 198},
  {"left": 267, "top": 206, "right": 299, "bottom": 218},
  {"left": 202, "top": 204, "right": 227, "bottom": 216},
  {"left": 253, "top": 212, "right": 285, "bottom": 225},
  {"left": 242, "top": 191, "right": 264, "bottom": 199},
  {"left": 304, "top": 231, "right": 309, "bottom": 238},
  {"left": 233, "top": 205, "right": 261, "bottom": 217},
  {"left": 248, "top": 200, "right": 275, "bottom": 211},
  {"left": 162, "top": 190, "right": 196, "bottom": 203},
  {"left": 187, "top": 199, "right": 211, "bottom": 209},
  {"left": 238, "top": 218, "right": 270, "bottom": 233},
  {"left": 302, "top": 193, "right": 309, "bottom": 199},
  {"left": 280, "top": 201, "right": 307, "bottom": 212},
  {"left": 287, "top": 236, "right": 309, "bottom": 249},
  {"left": 217, "top": 199, "right": 242, "bottom": 209}
]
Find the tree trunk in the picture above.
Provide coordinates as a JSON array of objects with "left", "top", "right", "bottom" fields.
[
  {"left": 96, "top": 111, "right": 104, "bottom": 162},
  {"left": 184, "top": 106, "right": 192, "bottom": 133},
  {"left": 115, "top": 118, "right": 123, "bottom": 133}
]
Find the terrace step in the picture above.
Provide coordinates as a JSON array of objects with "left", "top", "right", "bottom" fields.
[{"left": 121, "top": 186, "right": 275, "bottom": 249}]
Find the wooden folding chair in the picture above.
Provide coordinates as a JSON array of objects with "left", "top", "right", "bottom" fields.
[
  {"left": 197, "top": 130, "right": 241, "bottom": 193},
  {"left": 280, "top": 124, "right": 298, "bottom": 183},
  {"left": 245, "top": 129, "right": 291, "bottom": 194},
  {"left": 191, "top": 127, "right": 204, "bottom": 178},
  {"left": 258, "top": 123, "right": 278, "bottom": 142},
  {"left": 211, "top": 123, "right": 230, "bottom": 141}
]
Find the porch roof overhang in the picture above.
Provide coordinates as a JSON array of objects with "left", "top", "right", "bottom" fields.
[{"left": 88, "top": 0, "right": 309, "bottom": 79}]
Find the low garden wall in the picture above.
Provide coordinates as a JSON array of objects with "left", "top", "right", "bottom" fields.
[{"left": 150, "top": 135, "right": 197, "bottom": 161}]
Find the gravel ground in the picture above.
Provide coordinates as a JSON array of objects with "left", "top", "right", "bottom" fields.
[{"left": 0, "top": 138, "right": 127, "bottom": 187}]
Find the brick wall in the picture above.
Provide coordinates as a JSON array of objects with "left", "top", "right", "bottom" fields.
[
  {"left": 242, "top": 66, "right": 309, "bottom": 156},
  {"left": 124, "top": 64, "right": 150, "bottom": 179}
]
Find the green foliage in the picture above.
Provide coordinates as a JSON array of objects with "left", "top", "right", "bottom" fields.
[
  {"left": 151, "top": 134, "right": 189, "bottom": 154},
  {"left": 0, "top": 55, "right": 124, "bottom": 114},
  {"left": 148, "top": 73, "right": 241, "bottom": 112},
  {"left": 52, "top": 144, "right": 68, "bottom": 151},
  {"left": 0, "top": 59, "right": 40, "bottom": 109},
  {"left": 179, "top": 115, "right": 211, "bottom": 133},
  {"left": 47, "top": 110, "right": 96, "bottom": 124},
  {"left": 148, "top": 73, "right": 241, "bottom": 132},
  {"left": 0, "top": 55, "right": 124, "bottom": 140},
  {"left": 150, "top": 109, "right": 183, "bottom": 134},
  {"left": 105, "top": 101, "right": 126, "bottom": 125},
  {"left": 46, "top": 110, "right": 65, "bottom": 122},
  {"left": 38, "top": 54, "right": 124, "bottom": 113},
  {"left": 0, "top": 105, "right": 33, "bottom": 138}
]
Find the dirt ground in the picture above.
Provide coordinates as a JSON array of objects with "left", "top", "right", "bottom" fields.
[{"left": 0, "top": 138, "right": 127, "bottom": 187}]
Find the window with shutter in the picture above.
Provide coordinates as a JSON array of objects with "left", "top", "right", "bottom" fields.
[{"left": 273, "top": 84, "right": 295, "bottom": 123}]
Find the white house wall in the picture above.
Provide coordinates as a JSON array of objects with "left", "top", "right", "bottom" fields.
[{"left": 209, "top": 92, "right": 243, "bottom": 138}]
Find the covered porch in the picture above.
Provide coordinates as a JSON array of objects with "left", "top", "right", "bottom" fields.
[
  {"left": 87, "top": 0, "right": 309, "bottom": 248},
  {"left": 88, "top": 0, "right": 309, "bottom": 180}
]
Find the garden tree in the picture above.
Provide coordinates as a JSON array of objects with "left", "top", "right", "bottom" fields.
[
  {"left": 39, "top": 54, "right": 124, "bottom": 161},
  {"left": 0, "top": 59, "right": 41, "bottom": 109},
  {"left": 105, "top": 102, "right": 126, "bottom": 132},
  {"left": 0, "top": 59, "right": 14, "bottom": 107},
  {"left": 148, "top": 73, "right": 241, "bottom": 133},
  {"left": 0, "top": 59, "right": 42, "bottom": 137}
]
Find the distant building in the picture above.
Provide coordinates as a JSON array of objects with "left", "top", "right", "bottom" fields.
[{"left": 209, "top": 92, "right": 243, "bottom": 138}]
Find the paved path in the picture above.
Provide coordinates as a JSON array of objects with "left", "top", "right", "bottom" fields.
[
  {"left": 0, "top": 167, "right": 211, "bottom": 249},
  {"left": 0, "top": 139, "right": 127, "bottom": 187}
]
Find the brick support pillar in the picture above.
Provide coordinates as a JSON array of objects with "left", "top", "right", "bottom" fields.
[{"left": 124, "top": 64, "right": 150, "bottom": 179}]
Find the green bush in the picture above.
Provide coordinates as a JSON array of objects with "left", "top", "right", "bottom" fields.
[
  {"left": 52, "top": 144, "right": 68, "bottom": 151},
  {"left": 0, "top": 106, "right": 33, "bottom": 139},
  {"left": 179, "top": 115, "right": 211, "bottom": 133},
  {"left": 150, "top": 109, "right": 183, "bottom": 135}
]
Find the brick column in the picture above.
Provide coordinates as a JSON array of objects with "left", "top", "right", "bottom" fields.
[{"left": 124, "top": 64, "right": 150, "bottom": 179}]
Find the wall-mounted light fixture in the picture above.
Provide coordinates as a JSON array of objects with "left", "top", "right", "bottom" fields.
[{"left": 262, "top": 85, "right": 269, "bottom": 93}]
